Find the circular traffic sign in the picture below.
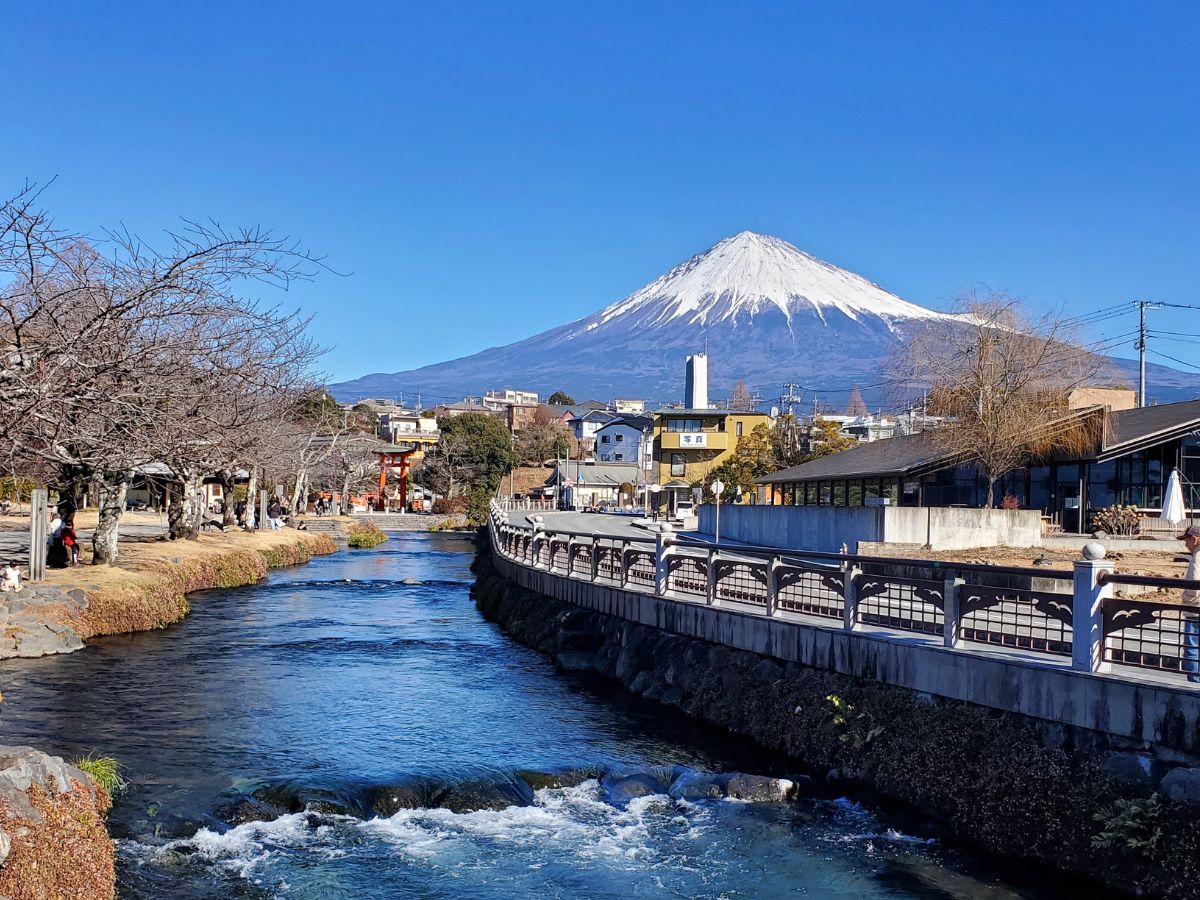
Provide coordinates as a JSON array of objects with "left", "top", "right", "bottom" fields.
[
  {"left": 712, "top": 479, "right": 725, "bottom": 495},
  {"left": 650, "top": 483, "right": 661, "bottom": 493}
]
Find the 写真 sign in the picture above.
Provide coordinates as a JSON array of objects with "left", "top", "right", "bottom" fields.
[{"left": 678, "top": 433, "right": 707, "bottom": 448}]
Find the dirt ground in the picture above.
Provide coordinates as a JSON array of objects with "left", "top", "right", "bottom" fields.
[{"left": 880, "top": 543, "right": 1194, "bottom": 601}]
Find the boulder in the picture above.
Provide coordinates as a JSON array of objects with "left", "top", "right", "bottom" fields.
[
  {"left": 1099, "top": 751, "right": 1157, "bottom": 788},
  {"left": 1160, "top": 766, "right": 1200, "bottom": 804},
  {"left": 723, "top": 773, "right": 795, "bottom": 803},
  {"left": 668, "top": 772, "right": 726, "bottom": 801},
  {"left": 602, "top": 771, "right": 668, "bottom": 804}
]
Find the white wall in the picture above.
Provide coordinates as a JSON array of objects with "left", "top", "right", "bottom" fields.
[{"left": 698, "top": 505, "right": 1043, "bottom": 551}]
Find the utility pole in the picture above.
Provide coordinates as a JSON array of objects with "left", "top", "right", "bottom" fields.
[
  {"left": 779, "top": 383, "right": 803, "bottom": 415},
  {"left": 1136, "top": 300, "right": 1164, "bottom": 408}
]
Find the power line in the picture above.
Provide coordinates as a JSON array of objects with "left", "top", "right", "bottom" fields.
[{"left": 1148, "top": 348, "right": 1200, "bottom": 372}]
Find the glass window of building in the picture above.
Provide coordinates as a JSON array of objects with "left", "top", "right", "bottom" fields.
[
  {"left": 833, "top": 481, "right": 847, "bottom": 506},
  {"left": 670, "top": 453, "right": 685, "bottom": 476},
  {"left": 736, "top": 421, "right": 743, "bottom": 436},
  {"left": 819, "top": 482, "right": 832, "bottom": 504},
  {"left": 848, "top": 480, "right": 863, "bottom": 506}
]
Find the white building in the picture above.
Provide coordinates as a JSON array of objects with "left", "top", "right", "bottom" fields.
[
  {"left": 567, "top": 410, "right": 618, "bottom": 450},
  {"left": 594, "top": 415, "right": 653, "bottom": 474},
  {"left": 612, "top": 398, "right": 646, "bottom": 415},
  {"left": 484, "top": 388, "right": 539, "bottom": 407}
]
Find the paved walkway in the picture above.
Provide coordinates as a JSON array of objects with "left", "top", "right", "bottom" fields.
[{"left": 0, "top": 515, "right": 169, "bottom": 566}]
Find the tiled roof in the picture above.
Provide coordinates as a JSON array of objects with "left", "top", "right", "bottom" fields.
[{"left": 756, "top": 432, "right": 955, "bottom": 484}]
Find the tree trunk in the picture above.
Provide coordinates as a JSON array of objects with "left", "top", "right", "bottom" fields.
[
  {"left": 219, "top": 471, "right": 237, "bottom": 527},
  {"left": 290, "top": 469, "right": 307, "bottom": 517},
  {"left": 168, "top": 471, "right": 203, "bottom": 540},
  {"left": 244, "top": 467, "right": 258, "bottom": 530},
  {"left": 985, "top": 474, "right": 998, "bottom": 509},
  {"left": 92, "top": 474, "right": 129, "bottom": 565},
  {"left": 340, "top": 469, "right": 353, "bottom": 517}
]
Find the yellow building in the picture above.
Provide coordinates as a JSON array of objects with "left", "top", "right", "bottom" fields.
[{"left": 651, "top": 408, "right": 773, "bottom": 512}]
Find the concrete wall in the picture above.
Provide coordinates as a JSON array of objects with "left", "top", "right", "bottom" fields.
[
  {"left": 491, "top": 544, "right": 1200, "bottom": 756},
  {"left": 698, "top": 504, "right": 1042, "bottom": 551},
  {"left": 698, "top": 504, "right": 883, "bottom": 552}
]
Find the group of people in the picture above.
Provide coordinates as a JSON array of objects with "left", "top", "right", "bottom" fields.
[{"left": 47, "top": 511, "right": 81, "bottom": 567}]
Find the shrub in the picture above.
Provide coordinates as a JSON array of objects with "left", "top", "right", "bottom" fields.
[
  {"left": 72, "top": 754, "right": 127, "bottom": 796},
  {"left": 432, "top": 496, "right": 467, "bottom": 515},
  {"left": 1090, "top": 504, "right": 1141, "bottom": 536},
  {"left": 1001, "top": 494, "right": 1021, "bottom": 510},
  {"left": 1093, "top": 794, "right": 1163, "bottom": 856},
  {"left": 345, "top": 521, "right": 387, "bottom": 548}
]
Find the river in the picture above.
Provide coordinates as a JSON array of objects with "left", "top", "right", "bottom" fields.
[{"left": 0, "top": 533, "right": 1068, "bottom": 898}]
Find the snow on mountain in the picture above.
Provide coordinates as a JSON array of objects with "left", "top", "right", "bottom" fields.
[
  {"left": 582, "top": 231, "right": 950, "bottom": 332},
  {"left": 328, "top": 233, "right": 1195, "bottom": 406}
]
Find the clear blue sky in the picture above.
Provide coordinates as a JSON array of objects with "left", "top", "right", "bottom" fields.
[{"left": 4, "top": 1, "right": 1198, "bottom": 383}]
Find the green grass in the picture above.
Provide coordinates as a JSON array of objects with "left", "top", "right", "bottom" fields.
[{"left": 72, "top": 753, "right": 128, "bottom": 796}]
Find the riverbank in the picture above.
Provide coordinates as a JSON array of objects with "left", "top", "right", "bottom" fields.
[
  {"left": 0, "top": 746, "right": 114, "bottom": 900},
  {"left": 0, "top": 521, "right": 351, "bottom": 660},
  {"left": 471, "top": 535, "right": 1200, "bottom": 899}
]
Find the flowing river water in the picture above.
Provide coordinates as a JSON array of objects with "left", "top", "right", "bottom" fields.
[{"left": 0, "top": 533, "right": 1076, "bottom": 898}]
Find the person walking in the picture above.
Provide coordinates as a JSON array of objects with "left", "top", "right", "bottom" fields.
[{"left": 1180, "top": 525, "right": 1200, "bottom": 684}]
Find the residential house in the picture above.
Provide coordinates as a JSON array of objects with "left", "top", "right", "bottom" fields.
[
  {"left": 613, "top": 399, "right": 647, "bottom": 415},
  {"left": 757, "top": 398, "right": 1200, "bottom": 534},
  {"left": 595, "top": 415, "right": 653, "bottom": 468},
  {"left": 567, "top": 409, "right": 618, "bottom": 451}
]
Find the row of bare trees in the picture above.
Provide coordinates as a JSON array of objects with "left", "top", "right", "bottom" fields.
[{"left": 0, "top": 184, "right": 370, "bottom": 562}]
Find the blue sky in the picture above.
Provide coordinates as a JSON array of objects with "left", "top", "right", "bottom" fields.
[{"left": 4, "top": 1, "right": 1198, "bottom": 384}]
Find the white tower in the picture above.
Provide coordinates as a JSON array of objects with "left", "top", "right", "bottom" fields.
[{"left": 685, "top": 353, "right": 708, "bottom": 409}]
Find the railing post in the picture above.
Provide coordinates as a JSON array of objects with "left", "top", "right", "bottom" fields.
[
  {"left": 654, "top": 525, "right": 675, "bottom": 597},
  {"left": 842, "top": 564, "right": 861, "bottom": 631},
  {"left": 590, "top": 539, "right": 600, "bottom": 582},
  {"left": 767, "top": 555, "right": 781, "bottom": 616},
  {"left": 619, "top": 540, "right": 629, "bottom": 587},
  {"left": 1072, "top": 543, "right": 1114, "bottom": 672},
  {"left": 706, "top": 548, "right": 718, "bottom": 605},
  {"left": 28, "top": 488, "right": 47, "bottom": 583},
  {"left": 942, "top": 574, "right": 963, "bottom": 649},
  {"left": 531, "top": 517, "right": 545, "bottom": 569}
]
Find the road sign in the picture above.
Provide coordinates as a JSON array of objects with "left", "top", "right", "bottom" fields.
[
  {"left": 712, "top": 479, "right": 725, "bottom": 496},
  {"left": 650, "top": 483, "right": 661, "bottom": 493}
]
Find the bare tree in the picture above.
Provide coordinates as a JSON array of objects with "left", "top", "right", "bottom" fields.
[
  {"left": 515, "top": 405, "right": 569, "bottom": 465},
  {"left": 894, "top": 293, "right": 1110, "bottom": 507},
  {"left": 0, "top": 184, "right": 325, "bottom": 561}
]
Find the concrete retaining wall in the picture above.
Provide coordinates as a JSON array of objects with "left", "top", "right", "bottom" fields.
[
  {"left": 492, "top": 548, "right": 1200, "bottom": 756},
  {"left": 698, "top": 504, "right": 1042, "bottom": 551}
]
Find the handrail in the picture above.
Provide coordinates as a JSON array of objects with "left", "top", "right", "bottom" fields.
[
  {"left": 1100, "top": 571, "right": 1200, "bottom": 591},
  {"left": 487, "top": 500, "right": 1200, "bottom": 685},
  {"left": 671, "top": 534, "right": 1074, "bottom": 580}
]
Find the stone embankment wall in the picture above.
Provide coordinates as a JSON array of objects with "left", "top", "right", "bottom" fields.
[
  {"left": 0, "top": 531, "right": 339, "bottom": 660},
  {"left": 0, "top": 746, "right": 114, "bottom": 899},
  {"left": 473, "top": 538, "right": 1200, "bottom": 899}
]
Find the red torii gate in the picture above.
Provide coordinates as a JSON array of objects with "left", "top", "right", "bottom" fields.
[{"left": 377, "top": 447, "right": 417, "bottom": 512}]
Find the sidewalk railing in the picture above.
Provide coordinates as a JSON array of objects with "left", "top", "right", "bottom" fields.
[{"left": 488, "top": 501, "right": 1200, "bottom": 683}]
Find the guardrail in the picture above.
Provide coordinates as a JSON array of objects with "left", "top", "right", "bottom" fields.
[{"left": 488, "top": 501, "right": 1200, "bottom": 684}]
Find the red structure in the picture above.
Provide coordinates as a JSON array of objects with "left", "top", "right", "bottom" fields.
[{"left": 376, "top": 448, "right": 417, "bottom": 512}]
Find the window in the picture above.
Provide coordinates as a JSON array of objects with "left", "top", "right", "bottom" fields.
[
  {"left": 848, "top": 480, "right": 863, "bottom": 506},
  {"left": 615, "top": 453, "right": 623, "bottom": 460},
  {"left": 832, "top": 481, "right": 847, "bottom": 506},
  {"left": 805, "top": 482, "right": 817, "bottom": 505},
  {"left": 819, "top": 482, "right": 832, "bottom": 505},
  {"left": 667, "top": 419, "right": 702, "bottom": 432},
  {"left": 718, "top": 419, "right": 726, "bottom": 432},
  {"left": 736, "top": 421, "right": 743, "bottom": 436},
  {"left": 671, "top": 453, "right": 685, "bottom": 477},
  {"left": 601, "top": 435, "right": 610, "bottom": 443},
  {"left": 615, "top": 433, "right": 624, "bottom": 442}
]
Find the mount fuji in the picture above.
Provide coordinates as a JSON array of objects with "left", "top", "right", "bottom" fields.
[{"left": 329, "top": 232, "right": 1194, "bottom": 407}]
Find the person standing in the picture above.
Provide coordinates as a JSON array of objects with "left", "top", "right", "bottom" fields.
[
  {"left": 61, "top": 517, "right": 81, "bottom": 566},
  {"left": 1180, "top": 525, "right": 1200, "bottom": 684}
]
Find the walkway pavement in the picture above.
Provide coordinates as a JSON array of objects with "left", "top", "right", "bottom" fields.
[{"left": 0, "top": 514, "right": 169, "bottom": 566}]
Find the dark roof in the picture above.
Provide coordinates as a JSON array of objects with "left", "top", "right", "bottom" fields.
[
  {"left": 654, "top": 408, "right": 771, "bottom": 417},
  {"left": 1100, "top": 399, "right": 1200, "bottom": 460},
  {"left": 597, "top": 415, "right": 653, "bottom": 431},
  {"left": 757, "top": 432, "right": 956, "bottom": 484}
]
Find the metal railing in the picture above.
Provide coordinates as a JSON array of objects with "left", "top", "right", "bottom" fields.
[{"left": 489, "top": 501, "right": 1200, "bottom": 684}]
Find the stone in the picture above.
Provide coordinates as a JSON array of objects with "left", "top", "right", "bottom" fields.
[
  {"left": 555, "top": 651, "right": 596, "bottom": 672},
  {"left": 1081, "top": 542, "right": 1107, "bottom": 560},
  {"left": 602, "top": 771, "right": 668, "bottom": 803},
  {"left": 1160, "top": 766, "right": 1200, "bottom": 803},
  {"left": 723, "top": 773, "right": 795, "bottom": 803},
  {"left": 668, "top": 772, "right": 726, "bottom": 801},
  {"left": 0, "top": 826, "right": 9, "bottom": 866},
  {"left": 1099, "top": 751, "right": 1157, "bottom": 787}
]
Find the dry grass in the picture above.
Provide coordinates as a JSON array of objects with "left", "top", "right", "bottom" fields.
[
  {"left": 24, "top": 523, "right": 338, "bottom": 638},
  {"left": 0, "top": 779, "right": 114, "bottom": 900}
]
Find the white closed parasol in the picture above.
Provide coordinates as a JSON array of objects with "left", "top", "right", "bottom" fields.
[{"left": 1160, "top": 467, "right": 1186, "bottom": 526}]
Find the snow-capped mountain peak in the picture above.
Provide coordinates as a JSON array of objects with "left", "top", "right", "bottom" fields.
[{"left": 588, "top": 231, "right": 948, "bottom": 330}]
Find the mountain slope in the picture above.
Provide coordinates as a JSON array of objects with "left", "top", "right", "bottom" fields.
[{"left": 330, "top": 232, "right": 1197, "bottom": 406}]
